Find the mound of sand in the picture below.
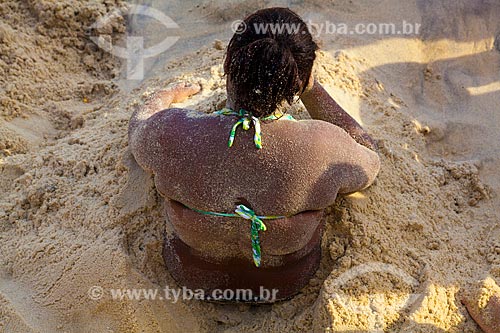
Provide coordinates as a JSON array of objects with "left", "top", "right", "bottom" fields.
[{"left": 1, "top": 1, "right": 500, "bottom": 332}]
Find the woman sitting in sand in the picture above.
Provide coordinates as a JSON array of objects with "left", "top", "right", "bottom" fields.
[{"left": 128, "top": 7, "right": 380, "bottom": 302}]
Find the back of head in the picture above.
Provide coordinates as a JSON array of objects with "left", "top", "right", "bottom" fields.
[{"left": 224, "top": 8, "right": 318, "bottom": 118}]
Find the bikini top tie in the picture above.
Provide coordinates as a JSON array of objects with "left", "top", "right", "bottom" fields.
[
  {"left": 214, "top": 108, "right": 295, "bottom": 149},
  {"left": 188, "top": 204, "right": 285, "bottom": 267}
]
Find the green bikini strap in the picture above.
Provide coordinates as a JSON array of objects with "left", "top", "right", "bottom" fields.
[
  {"left": 214, "top": 108, "right": 296, "bottom": 149},
  {"left": 187, "top": 203, "right": 285, "bottom": 267},
  {"left": 214, "top": 108, "right": 262, "bottom": 149}
]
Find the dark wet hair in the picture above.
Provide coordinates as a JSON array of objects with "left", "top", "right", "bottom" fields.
[{"left": 224, "top": 8, "right": 318, "bottom": 118}]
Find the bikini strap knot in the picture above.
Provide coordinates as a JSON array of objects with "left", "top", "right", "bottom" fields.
[
  {"left": 214, "top": 108, "right": 262, "bottom": 149},
  {"left": 186, "top": 202, "right": 286, "bottom": 267},
  {"left": 235, "top": 204, "right": 267, "bottom": 267}
]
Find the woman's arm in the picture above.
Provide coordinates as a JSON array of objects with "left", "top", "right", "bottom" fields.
[
  {"left": 300, "top": 80, "right": 378, "bottom": 152},
  {"left": 129, "top": 83, "right": 201, "bottom": 135}
]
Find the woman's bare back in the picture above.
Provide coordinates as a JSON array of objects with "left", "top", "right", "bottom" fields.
[
  {"left": 128, "top": 77, "right": 380, "bottom": 300},
  {"left": 130, "top": 107, "right": 379, "bottom": 216}
]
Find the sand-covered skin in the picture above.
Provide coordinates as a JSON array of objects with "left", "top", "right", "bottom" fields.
[
  {"left": 463, "top": 277, "right": 500, "bottom": 333},
  {"left": 1, "top": 0, "right": 500, "bottom": 332}
]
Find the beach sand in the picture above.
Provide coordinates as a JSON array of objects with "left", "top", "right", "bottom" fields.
[{"left": 1, "top": 0, "right": 499, "bottom": 332}]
